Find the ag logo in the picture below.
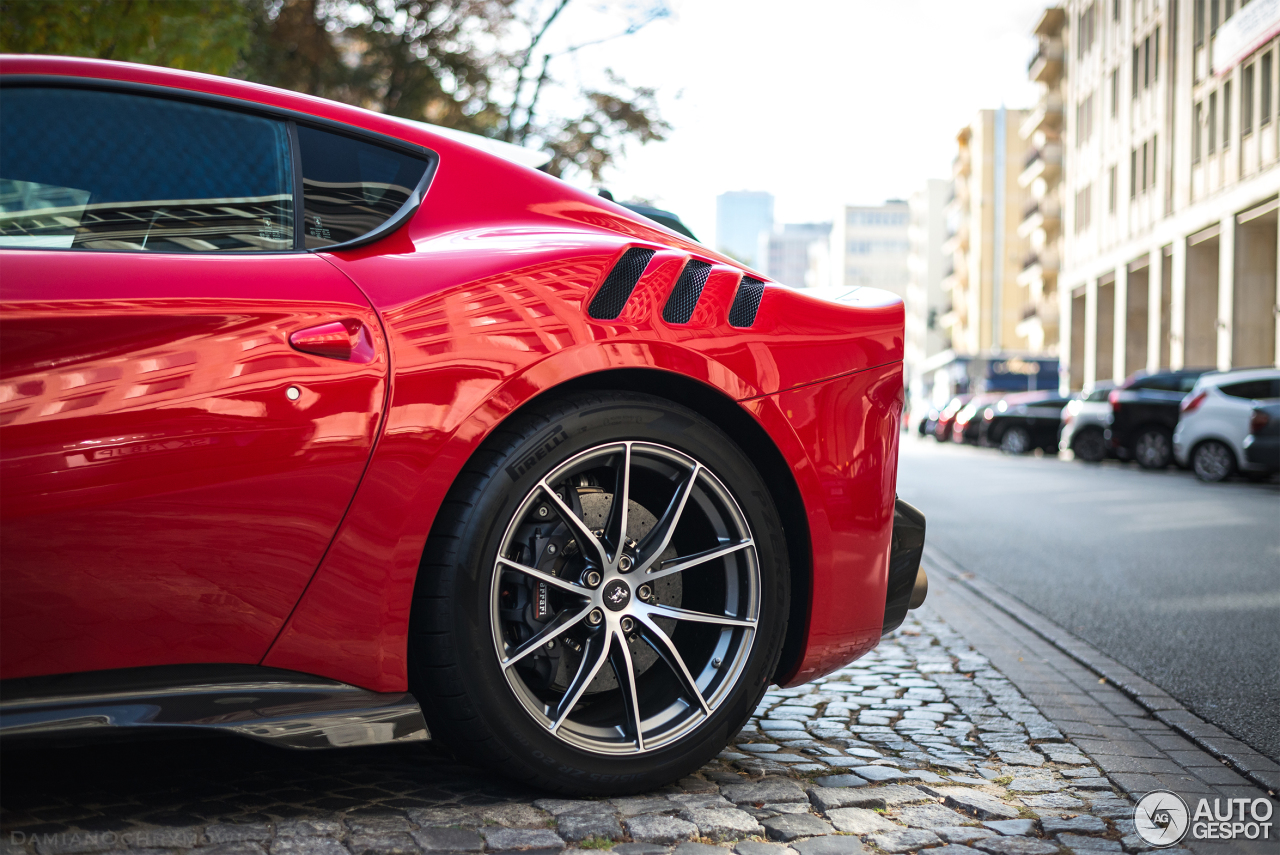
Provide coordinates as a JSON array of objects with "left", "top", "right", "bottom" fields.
[{"left": 1135, "top": 790, "right": 1190, "bottom": 847}]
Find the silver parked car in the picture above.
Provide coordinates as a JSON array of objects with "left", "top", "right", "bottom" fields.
[
  {"left": 1173, "top": 368, "right": 1280, "bottom": 481},
  {"left": 1059, "top": 383, "right": 1115, "bottom": 462}
]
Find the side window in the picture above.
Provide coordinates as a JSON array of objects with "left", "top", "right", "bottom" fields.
[
  {"left": 1220, "top": 379, "right": 1274, "bottom": 399},
  {"left": 0, "top": 88, "right": 293, "bottom": 252},
  {"left": 296, "top": 125, "right": 429, "bottom": 248}
]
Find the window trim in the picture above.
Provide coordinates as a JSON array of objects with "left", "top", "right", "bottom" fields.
[{"left": 0, "top": 75, "right": 441, "bottom": 255}]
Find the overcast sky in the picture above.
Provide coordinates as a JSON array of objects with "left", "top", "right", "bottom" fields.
[{"left": 538, "top": 0, "right": 1049, "bottom": 243}]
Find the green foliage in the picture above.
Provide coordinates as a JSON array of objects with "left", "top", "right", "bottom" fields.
[
  {"left": 576, "top": 836, "right": 615, "bottom": 849},
  {"left": 0, "top": 0, "right": 252, "bottom": 75}
]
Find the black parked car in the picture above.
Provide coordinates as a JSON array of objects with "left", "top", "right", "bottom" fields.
[
  {"left": 978, "top": 390, "right": 1073, "bottom": 454},
  {"left": 1105, "top": 369, "right": 1211, "bottom": 468},
  {"left": 1243, "top": 403, "right": 1280, "bottom": 473}
]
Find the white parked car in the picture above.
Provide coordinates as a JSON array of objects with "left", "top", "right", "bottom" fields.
[
  {"left": 1173, "top": 368, "right": 1280, "bottom": 481},
  {"left": 1059, "top": 383, "right": 1115, "bottom": 461}
]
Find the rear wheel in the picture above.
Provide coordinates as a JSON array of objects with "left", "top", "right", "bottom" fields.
[
  {"left": 1072, "top": 428, "right": 1108, "bottom": 463},
  {"left": 1000, "top": 426, "right": 1031, "bottom": 455},
  {"left": 1192, "top": 440, "right": 1235, "bottom": 482},
  {"left": 1134, "top": 427, "right": 1173, "bottom": 469},
  {"left": 409, "top": 392, "right": 789, "bottom": 794}
]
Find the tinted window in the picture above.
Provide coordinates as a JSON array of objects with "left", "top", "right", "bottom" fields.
[
  {"left": 1086, "top": 388, "right": 1112, "bottom": 401},
  {"left": 1132, "top": 375, "right": 1180, "bottom": 391},
  {"left": 1220, "top": 379, "right": 1277, "bottom": 399},
  {"left": 0, "top": 88, "right": 293, "bottom": 252},
  {"left": 297, "top": 125, "right": 429, "bottom": 248}
]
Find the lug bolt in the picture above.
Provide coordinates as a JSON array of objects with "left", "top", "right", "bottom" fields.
[
  {"left": 546, "top": 640, "right": 556, "bottom": 649},
  {"left": 587, "top": 608, "right": 604, "bottom": 626},
  {"left": 584, "top": 570, "right": 602, "bottom": 588},
  {"left": 637, "top": 584, "right": 652, "bottom": 600},
  {"left": 617, "top": 554, "right": 633, "bottom": 572},
  {"left": 546, "top": 544, "right": 557, "bottom": 555},
  {"left": 537, "top": 506, "right": 549, "bottom": 518},
  {"left": 620, "top": 616, "right": 635, "bottom": 633}
]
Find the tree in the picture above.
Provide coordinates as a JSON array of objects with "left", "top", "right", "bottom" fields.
[{"left": 0, "top": 0, "right": 251, "bottom": 76}]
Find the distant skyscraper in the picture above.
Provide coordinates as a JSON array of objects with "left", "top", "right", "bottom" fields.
[
  {"left": 716, "top": 191, "right": 774, "bottom": 267},
  {"left": 829, "top": 200, "right": 911, "bottom": 295},
  {"left": 760, "top": 222, "right": 831, "bottom": 289}
]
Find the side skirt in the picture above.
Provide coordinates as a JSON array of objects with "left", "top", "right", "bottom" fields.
[{"left": 0, "top": 664, "right": 429, "bottom": 749}]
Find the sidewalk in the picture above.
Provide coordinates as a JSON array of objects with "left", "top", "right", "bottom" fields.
[{"left": 3, "top": 568, "right": 1276, "bottom": 855}]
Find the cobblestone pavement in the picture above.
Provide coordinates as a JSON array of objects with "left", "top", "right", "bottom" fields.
[{"left": 0, "top": 611, "right": 1259, "bottom": 855}]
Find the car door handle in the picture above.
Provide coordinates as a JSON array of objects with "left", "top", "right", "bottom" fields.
[{"left": 289, "top": 319, "right": 376, "bottom": 363}]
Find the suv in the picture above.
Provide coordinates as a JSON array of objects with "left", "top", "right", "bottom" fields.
[
  {"left": 1173, "top": 368, "right": 1280, "bottom": 481},
  {"left": 1059, "top": 382, "right": 1115, "bottom": 462},
  {"left": 1106, "top": 369, "right": 1211, "bottom": 468}
]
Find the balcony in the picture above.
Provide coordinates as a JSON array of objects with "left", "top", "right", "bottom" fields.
[
  {"left": 953, "top": 150, "right": 971, "bottom": 179},
  {"left": 942, "top": 223, "right": 969, "bottom": 255},
  {"left": 1020, "top": 94, "right": 1064, "bottom": 138},
  {"left": 1018, "top": 143, "right": 1062, "bottom": 188},
  {"left": 1028, "top": 38, "right": 1065, "bottom": 84},
  {"left": 1018, "top": 198, "right": 1060, "bottom": 240}
]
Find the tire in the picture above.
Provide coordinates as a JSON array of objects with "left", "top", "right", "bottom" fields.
[
  {"left": 409, "top": 392, "right": 789, "bottom": 795},
  {"left": 1192, "top": 440, "right": 1235, "bottom": 482},
  {"left": 1133, "top": 427, "right": 1174, "bottom": 469},
  {"left": 1071, "top": 428, "right": 1108, "bottom": 463},
  {"left": 1000, "top": 426, "right": 1031, "bottom": 455}
]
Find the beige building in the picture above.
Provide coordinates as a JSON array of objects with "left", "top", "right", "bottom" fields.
[
  {"left": 942, "top": 109, "right": 1036, "bottom": 355},
  {"left": 1019, "top": 8, "right": 1069, "bottom": 355},
  {"left": 1055, "top": 0, "right": 1280, "bottom": 391}
]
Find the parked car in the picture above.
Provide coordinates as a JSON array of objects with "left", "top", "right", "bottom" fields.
[
  {"left": 1059, "top": 383, "right": 1116, "bottom": 461},
  {"left": 1243, "top": 403, "right": 1280, "bottom": 474},
  {"left": 1173, "top": 368, "right": 1280, "bottom": 481},
  {"left": 918, "top": 407, "right": 940, "bottom": 437},
  {"left": 951, "top": 392, "right": 1005, "bottom": 445},
  {"left": 934, "top": 394, "right": 971, "bottom": 442},
  {"left": 978, "top": 390, "right": 1073, "bottom": 454},
  {"left": 1105, "top": 369, "right": 1210, "bottom": 468},
  {"left": 0, "top": 56, "right": 927, "bottom": 795}
]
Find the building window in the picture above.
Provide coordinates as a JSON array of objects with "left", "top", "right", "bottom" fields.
[
  {"left": 1209, "top": 91, "right": 1218, "bottom": 153},
  {"left": 1113, "top": 0, "right": 1120, "bottom": 20},
  {"left": 1109, "top": 165, "right": 1118, "bottom": 212},
  {"left": 1142, "top": 141, "right": 1149, "bottom": 191},
  {"left": 1263, "top": 52, "right": 1273, "bottom": 125},
  {"left": 1075, "top": 184, "right": 1092, "bottom": 233},
  {"left": 1077, "top": 2, "right": 1097, "bottom": 57},
  {"left": 1243, "top": 63, "right": 1255, "bottom": 135},
  {"left": 1111, "top": 69, "right": 1119, "bottom": 116},
  {"left": 1133, "top": 45, "right": 1141, "bottom": 97},
  {"left": 1151, "top": 134, "right": 1157, "bottom": 187},
  {"left": 1154, "top": 27, "right": 1160, "bottom": 81},
  {"left": 1131, "top": 148, "right": 1138, "bottom": 196},
  {"left": 1211, "top": 0, "right": 1220, "bottom": 36},
  {"left": 1144, "top": 35, "right": 1152, "bottom": 88},
  {"left": 1223, "top": 80, "right": 1232, "bottom": 148},
  {"left": 1193, "top": 101, "right": 1203, "bottom": 162},
  {"left": 1195, "top": 0, "right": 1205, "bottom": 46}
]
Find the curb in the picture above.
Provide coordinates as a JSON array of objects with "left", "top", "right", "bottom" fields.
[{"left": 922, "top": 544, "right": 1280, "bottom": 796}]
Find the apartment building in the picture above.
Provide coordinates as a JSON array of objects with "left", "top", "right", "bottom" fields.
[
  {"left": 1056, "top": 0, "right": 1280, "bottom": 391},
  {"left": 942, "top": 109, "right": 1035, "bottom": 355},
  {"left": 1020, "top": 9, "right": 1069, "bottom": 355},
  {"left": 906, "top": 180, "right": 952, "bottom": 409},
  {"left": 829, "top": 200, "right": 910, "bottom": 296},
  {"left": 760, "top": 222, "right": 831, "bottom": 289}
]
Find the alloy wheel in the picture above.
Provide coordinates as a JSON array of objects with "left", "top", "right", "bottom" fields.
[
  {"left": 1001, "top": 426, "right": 1031, "bottom": 455},
  {"left": 1134, "top": 429, "right": 1172, "bottom": 469},
  {"left": 489, "top": 441, "right": 759, "bottom": 755},
  {"left": 1192, "top": 441, "right": 1234, "bottom": 482}
]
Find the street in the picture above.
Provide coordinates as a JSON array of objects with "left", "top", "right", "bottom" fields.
[{"left": 897, "top": 434, "right": 1280, "bottom": 764}]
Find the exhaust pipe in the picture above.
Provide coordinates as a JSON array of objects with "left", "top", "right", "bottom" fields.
[
  {"left": 909, "top": 567, "right": 928, "bottom": 610},
  {"left": 882, "top": 498, "right": 926, "bottom": 635}
]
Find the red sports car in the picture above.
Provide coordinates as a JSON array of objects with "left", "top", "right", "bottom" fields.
[{"left": 0, "top": 55, "right": 926, "bottom": 794}]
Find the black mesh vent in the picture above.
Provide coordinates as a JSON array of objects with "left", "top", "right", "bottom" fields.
[
  {"left": 662, "top": 259, "right": 712, "bottom": 324},
  {"left": 728, "top": 276, "right": 766, "bottom": 327},
  {"left": 587, "top": 248, "right": 656, "bottom": 319}
]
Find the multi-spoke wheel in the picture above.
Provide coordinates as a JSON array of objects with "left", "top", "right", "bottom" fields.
[
  {"left": 999, "top": 426, "right": 1031, "bottom": 455},
  {"left": 410, "top": 393, "right": 789, "bottom": 794},
  {"left": 1192, "top": 440, "right": 1235, "bottom": 482},
  {"left": 1134, "top": 427, "right": 1173, "bottom": 469}
]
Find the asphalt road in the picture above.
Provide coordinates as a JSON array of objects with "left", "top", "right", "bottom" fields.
[{"left": 896, "top": 434, "right": 1280, "bottom": 763}]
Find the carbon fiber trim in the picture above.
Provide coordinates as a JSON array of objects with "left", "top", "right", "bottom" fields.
[
  {"left": 727, "top": 276, "right": 766, "bottom": 327},
  {"left": 587, "top": 247, "right": 656, "bottom": 320},
  {"left": 662, "top": 259, "right": 712, "bottom": 324}
]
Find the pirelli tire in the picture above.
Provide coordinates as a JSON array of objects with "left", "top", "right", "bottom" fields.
[{"left": 408, "top": 391, "right": 790, "bottom": 795}]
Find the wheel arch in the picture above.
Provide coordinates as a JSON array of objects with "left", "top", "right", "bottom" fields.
[
  {"left": 1189, "top": 435, "right": 1242, "bottom": 469},
  {"left": 502, "top": 367, "right": 813, "bottom": 685}
]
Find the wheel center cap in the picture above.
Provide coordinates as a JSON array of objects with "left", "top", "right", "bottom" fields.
[{"left": 602, "top": 579, "right": 631, "bottom": 611}]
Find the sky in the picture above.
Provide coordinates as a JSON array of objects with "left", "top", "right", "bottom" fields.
[{"left": 533, "top": 0, "right": 1050, "bottom": 244}]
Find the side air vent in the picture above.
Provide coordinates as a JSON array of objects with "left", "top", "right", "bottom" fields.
[
  {"left": 662, "top": 259, "right": 712, "bottom": 324},
  {"left": 588, "top": 247, "right": 656, "bottom": 319},
  {"left": 728, "top": 275, "right": 766, "bottom": 327}
]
